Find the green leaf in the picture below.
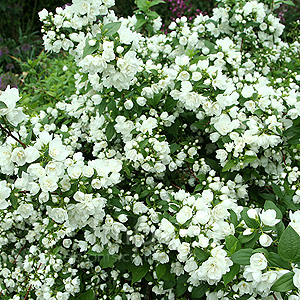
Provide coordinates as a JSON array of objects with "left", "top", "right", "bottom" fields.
[
  {"left": 194, "top": 247, "right": 210, "bottom": 262},
  {"left": 102, "top": 22, "right": 121, "bottom": 36},
  {"left": 271, "top": 272, "right": 295, "bottom": 292},
  {"left": 80, "top": 289, "right": 95, "bottom": 300},
  {"left": 106, "top": 122, "right": 116, "bottom": 141},
  {"left": 222, "top": 160, "right": 237, "bottom": 172},
  {"left": 223, "top": 264, "right": 240, "bottom": 286},
  {"left": 175, "top": 283, "right": 187, "bottom": 297},
  {"left": 278, "top": 226, "right": 300, "bottom": 263},
  {"left": 130, "top": 263, "right": 149, "bottom": 283},
  {"left": 241, "top": 208, "right": 260, "bottom": 229},
  {"left": 100, "top": 252, "right": 118, "bottom": 268},
  {"left": 82, "top": 40, "right": 99, "bottom": 58},
  {"left": 229, "top": 209, "right": 238, "bottom": 227},
  {"left": 164, "top": 97, "right": 178, "bottom": 111},
  {"left": 191, "top": 284, "right": 209, "bottom": 298},
  {"left": 149, "top": 0, "right": 165, "bottom": 7},
  {"left": 193, "top": 118, "right": 210, "bottom": 130},
  {"left": 272, "top": 183, "right": 283, "bottom": 199},
  {"left": 268, "top": 252, "right": 291, "bottom": 270},
  {"left": 230, "top": 249, "right": 253, "bottom": 265},
  {"left": 225, "top": 235, "right": 241, "bottom": 254},
  {"left": 136, "top": 17, "right": 147, "bottom": 29},
  {"left": 156, "top": 264, "right": 166, "bottom": 280},
  {"left": 243, "top": 155, "right": 257, "bottom": 163},
  {"left": 147, "top": 10, "right": 159, "bottom": 20},
  {"left": 136, "top": 0, "right": 149, "bottom": 11},
  {"left": 140, "top": 189, "right": 150, "bottom": 198},
  {"left": 282, "top": 0, "right": 295, "bottom": 6},
  {"left": 0, "top": 102, "right": 8, "bottom": 110}
]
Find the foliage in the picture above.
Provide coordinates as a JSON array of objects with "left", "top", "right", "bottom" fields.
[{"left": 1, "top": 0, "right": 300, "bottom": 299}]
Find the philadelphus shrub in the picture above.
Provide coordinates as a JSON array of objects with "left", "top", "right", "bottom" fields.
[{"left": 1, "top": 0, "right": 300, "bottom": 299}]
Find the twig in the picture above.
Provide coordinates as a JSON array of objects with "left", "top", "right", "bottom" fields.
[
  {"left": 171, "top": 183, "right": 181, "bottom": 190},
  {"left": 273, "top": 293, "right": 278, "bottom": 300},
  {"left": 24, "top": 263, "right": 42, "bottom": 300},
  {"left": 186, "top": 162, "right": 200, "bottom": 183},
  {"left": 0, "top": 123, "right": 27, "bottom": 148},
  {"left": 13, "top": 242, "right": 28, "bottom": 264}
]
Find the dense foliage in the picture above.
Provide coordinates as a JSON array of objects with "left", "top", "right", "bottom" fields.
[{"left": 1, "top": 0, "right": 300, "bottom": 299}]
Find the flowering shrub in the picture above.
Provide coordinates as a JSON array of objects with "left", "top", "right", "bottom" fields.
[{"left": 1, "top": 0, "right": 300, "bottom": 299}]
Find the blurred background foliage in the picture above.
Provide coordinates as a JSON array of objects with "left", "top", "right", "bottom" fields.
[{"left": 0, "top": 0, "right": 299, "bottom": 91}]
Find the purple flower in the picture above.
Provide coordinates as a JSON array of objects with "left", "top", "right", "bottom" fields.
[
  {"left": 6, "top": 63, "right": 15, "bottom": 70},
  {"left": 21, "top": 43, "right": 31, "bottom": 52}
]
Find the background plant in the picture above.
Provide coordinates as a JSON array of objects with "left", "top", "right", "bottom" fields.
[{"left": 1, "top": 0, "right": 300, "bottom": 299}]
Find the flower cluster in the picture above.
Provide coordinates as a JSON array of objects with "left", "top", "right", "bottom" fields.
[{"left": 0, "top": 0, "right": 300, "bottom": 299}]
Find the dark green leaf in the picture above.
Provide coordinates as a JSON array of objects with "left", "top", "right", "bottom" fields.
[
  {"left": 175, "top": 283, "right": 187, "bottom": 297},
  {"left": 278, "top": 226, "right": 300, "bottom": 263},
  {"left": 271, "top": 272, "right": 295, "bottom": 292},
  {"left": 106, "top": 122, "right": 116, "bottom": 141},
  {"left": 231, "top": 249, "right": 253, "bottom": 265},
  {"left": 223, "top": 264, "right": 240, "bottom": 286},
  {"left": 194, "top": 247, "right": 210, "bottom": 262},
  {"left": 131, "top": 263, "right": 149, "bottom": 283},
  {"left": 0, "top": 102, "right": 8, "bottom": 110},
  {"left": 191, "top": 284, "right": 209, "bottom": 298},
  {"left": 80, "top": 289, "right": 95, "bottom": 300},
  {"left": 268, "top": 252, "right": 291, "bottom": 270},
  {"left": 156, "top": 264, "right": 166, "bottom": 280},
  {"left": 241, "top": 208, "right": 260, "bottom": 229},
  {"left": 272, "top": 183, "right": 283, "bottom": 199},
  {"left": 225, "top": 235, "right": 241, "bottom": 254}
]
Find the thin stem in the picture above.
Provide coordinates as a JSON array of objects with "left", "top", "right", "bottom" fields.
[
  {"left": 186, "top": 162, "right": 200, "bottom": 183},
  {"left": 0, "top": 123, "right": 27, "bottom": 148},
  {"left": 171, "top": 182, "right": 181, "bottom": 190},
  {"left": 13, "top": 242, "right": 28, "bottom": 264}
]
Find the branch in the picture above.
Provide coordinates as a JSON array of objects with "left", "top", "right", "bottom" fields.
[
  {"left": 0, "top": 123, "right": 27, "bottom": 148},
  {"left": 186, "top": 161, "right": 200, "bottom": 183}
]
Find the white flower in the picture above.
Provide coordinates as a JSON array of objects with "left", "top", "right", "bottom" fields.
[
  {"left": 0, "top": 181, "right": 11, "bottom": 209},
  {"left": 241, "top": 85, "right": 255, "bottom": 98},
  {"left": 0, "top": 86, "right": 19, "bottom": 116},
  {"left": 6, "top": 108, "right": 27, "bottom": 126},
  {"left": 38, "top": 8, "right": 49, "bottom": 21},
  {"left": 213, "top": 114, "right": 233, "bottom": 135},
  {"left": 49, "top": 138, "right": 69, "bottom": 161},
  {"left": 259, "top": 234, "right": 272, "bottom": 247},
  {"left": 177, "top": 242, "right": 190, "bottom": 261},
  {"left": 250, "top": 253, "right": 268, "bottom": 271},
  {"left": 39, "top": 175, "right": 58, "bottom": 192},
  {"left": 247, "top": 208, "right": 259, "bottom": 220},
  {"left": 293, "top": 268, "right": 300, "bottom": 290},
  {"left": 260, "top": 209, "right": 280, "bottom": 227},
  {"left": 289, "top": 211, "right": 300, "bottom": 235},
  {"left": 0, "top": 146, "right": 12, "bottom": 166},
  {"left": 11, "top": 147, "right": 26, "bottom": 166},
  {"left": 216, "top": 149, "right": 228, "bottom": 162},
  {"left": 25, "top": 146, "right": 40, "bottom": 163},
  {"left": 133, "top": 202, "right": 148, "bottom": 214},
  {"left": 17, "top": 203, "right": 34, "bottom": 219},
  {"left": 48, "top": 207, "right": 68, "bottom": 223},
  {"left": 176, "top": 206, "right": 193, "bottom": 224}
]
